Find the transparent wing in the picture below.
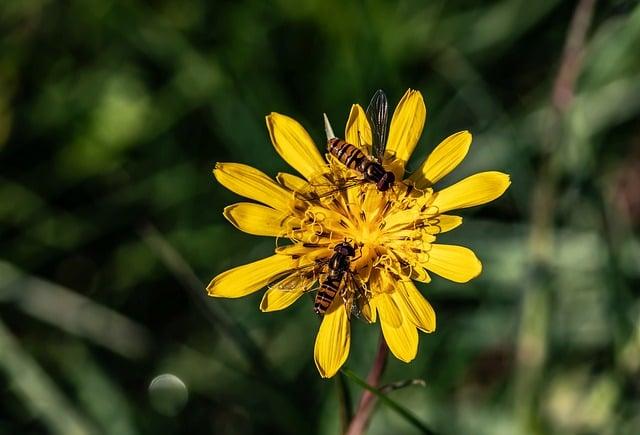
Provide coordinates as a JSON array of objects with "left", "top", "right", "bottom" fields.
[
  {"left": 366, "top": 89, "right": 389, "bottom": 162},
  {"left": 337, "top": 272, "right": 365, "bottom": 320},
  {"left": 297, "top": 177, "right": 368, "bottom": 200},
  {"left": 268, "top": 261, "right": 326, "bottom": 293}
]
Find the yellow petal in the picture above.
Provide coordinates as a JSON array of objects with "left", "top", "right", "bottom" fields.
[
  {"left": 374, "top": 293, "right": 402, "bottom": 327},
  {"left": 260, "top": 289, "right": 306, "bottom": 312},
  {"left": 428, "top": 215, "right": 463, "bottom": 234},
  {"left": 305, "top": 205, "right": 356, "bottom": 235},
  {"left": 411, "top": 265, "right": 432, "bottom": 283},
  {"left": 409, "top": 131, "right": 472, "bottom": 188},
  {"left": 398, "top": 281, "right": 436, "bottom": 332},
  {"left": 214, "top": 163, "right": 293, "bottom": 211},
  {"left": 223, "top": 203, "right": 290, "bottom": 237},
  {"left": 386, "top": 89, "right": 426, "bottom": 173},
  {"left": 260, "top": 272, "right": 316, "bottom": 311},
  {"left": 430, "top": 171, "right": 510, "bottom": 214},
  {"left": 386, "top": 245, "right": 431, "bottom": 283},
  {"left": 314, "top": 299, "right": 351, "bottom": 378},
  {"left": 358, "top": 298, "right": 375, "bottom": 323},
  {"left": 207, "top": 254, "right": 296, "bottom": 298},
  {"left": 276, "top": 172, "right": 308, "bottom": 192},
  {"left": 361, "top": 185, "right": 386, "bottom": 221},
  {"left": 382, "top": 207, "right": 423, "bottom": 231},
  {"left": 275, "top": 244, "right": 331, "bottom": 261},
  {"left": 266, "top": 113, "right": 328, "bottom": 181},
  {"left": 423, "top": 244, "right": 482, "bottom": 283},
  {"left": 345, "top": 104, "right": 372, "bottom": 153},
  {"left": 379, "top": 293, "right": 419, "bottom": 362},
  {"left": 364, "top": 291, "right": 378, "bottom": 323}
]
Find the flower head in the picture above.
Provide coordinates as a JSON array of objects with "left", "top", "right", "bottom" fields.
[{"left": 208, "top": 89, "right": 510, "bottom": 378}]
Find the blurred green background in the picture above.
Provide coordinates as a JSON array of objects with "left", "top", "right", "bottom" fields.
[{"left": 1, "top": 0, "right": 640, "bottom": 434}]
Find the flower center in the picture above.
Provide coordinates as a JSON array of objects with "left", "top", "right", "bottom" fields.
[{"left": 354, "top": 220, "right": 380, "bottom": 246}]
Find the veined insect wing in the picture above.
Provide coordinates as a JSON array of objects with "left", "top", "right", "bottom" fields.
[
  {"left": 270, "top": 275, "right": 317, "bottom": 294},
  {"left": 268, "top": 261, "right": 325, "bottom": 293},
  {"left": 299, "top": 178, "right": 368, "bottom": 200},
  {"left": 366, "top": 89, "right": 389, "bottom": 162},
  {"left": 343, "top": 273, "right": 368, "bottom": 320}
]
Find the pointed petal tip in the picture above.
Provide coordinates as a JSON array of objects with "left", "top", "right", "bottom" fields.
[
  {"left": 458, "top": 257, "right": 483, "bottom": 283},
  {"left": 206, "top": 276, "right": 224, "bottom": 296},
  {"left": 314, "top": 356, "right": 340, "bottom": 378},
  {"left": 406, "top": 88, "right": 422, "bottom": 98},
  {"left": 265, "top": 112, "right": 284, "bottom": 125},
  {"left": 205, "top": 282, "right": 218, "bottom": 297},
  {"left": 495, "top": 171, "right": 512, "bottom": 192},
  {"left": 430, "top": 171, "right": 511, "bottom": 213},
  {"left": 213, "top": 162, "right": 231, "bottom": 178},
  {"left": 266, "top": 111, "right": 328, "bottom": 180},
  {"left": 264, "top": 113, "right": 275, "bottom": 129},
  {"left": 396, "top": 354, "right": 416, "bottom": 363},
  {"left": 315, "top": 364, "right": 336, "bottom": 379},
  {"left": 221, "top": 202, "right": 289, "bottom": 237},
  {"left": 386, "top": 88, "right": 427, "bottom": 172},
  {"left": 222, "top": 203, "right": 233, "bottom": 215},
  {"left": 314, "top": 300, "right": 350, "bottom": 379},
  {"left": 423, "top": 321, "right": 436, "bottom": 334}
]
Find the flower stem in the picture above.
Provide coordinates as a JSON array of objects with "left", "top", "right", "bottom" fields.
[{"left": 345, "top": 335, "right": 389, "bottom": 435}]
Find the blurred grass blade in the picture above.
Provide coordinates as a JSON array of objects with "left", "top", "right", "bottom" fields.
[
  {"left": 0, "top": 261, "right": 151, "bottom": 359},
  {"left": 341, "top": 368, "right": 436, "bottom": 435},
  {"left": 51, "top": 344, "right": 138, "bottom": 435},
  {"left": 139, "top": 224, "right": 281, "bottom": 382},
  {"left": 0, "top": 319, "right": 98, "bottom": 435}
]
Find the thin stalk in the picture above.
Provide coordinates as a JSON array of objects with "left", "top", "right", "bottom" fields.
[
  {"left": 342, "top": 366, "right": 435, "bottom": 435},
  {"left": 346, "top": 336, "right": 389, "bottom": 435}
]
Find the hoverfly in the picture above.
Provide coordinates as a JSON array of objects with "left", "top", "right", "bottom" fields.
[
  {"left": 313, "top": 241, "right": 356, "bottom": 315},
  {"left": 269, "top": 242, "right": 365, "bottom": 317},
  {"left": 324, "top": 89, "right": 396, "bottom": 192}
]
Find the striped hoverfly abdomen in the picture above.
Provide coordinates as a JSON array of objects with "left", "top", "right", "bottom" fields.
[
  {"left": 327, "top": 138, "right": 395, "bottom": 192},
  {"left": 324, "top": 89, "right": 395, "bottom": 192},
  {"left": 314, "top": 242, "right": 356, "bottom": 315}
]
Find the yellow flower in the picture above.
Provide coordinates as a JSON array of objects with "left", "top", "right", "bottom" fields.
[{"left": 208, "top": 89, "right": 510, "bottom": 378}]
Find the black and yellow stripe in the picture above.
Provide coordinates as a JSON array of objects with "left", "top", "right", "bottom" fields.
[
  {"left": 328, "top": 138, "right": 369, "bottom": 171},
  {"left": 314, "top": 242, "right": 356, "bottom": 315},
  {"left": 314, "top": 274, "right": 342, "bottom": 315}
]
